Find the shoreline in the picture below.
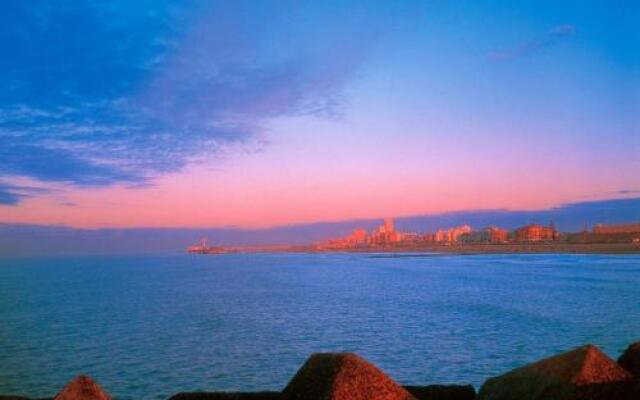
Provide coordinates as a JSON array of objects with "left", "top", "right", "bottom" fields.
[{"left": 222, "top": 243, "right": 640, "bottom": 255}]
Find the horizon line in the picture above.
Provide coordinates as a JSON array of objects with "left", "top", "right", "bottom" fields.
[{"left": 1, "top": 195, "right": 639, "bottom": 232}]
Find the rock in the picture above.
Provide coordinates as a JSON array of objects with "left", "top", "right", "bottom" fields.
[
  {"left": 283, "top": 352, "right": 416, "bottom": 400},
  {"left": 403, "top": 385, "right": 476, "bottom": 400},
  {"left": 0, "top": 397, "right": 34, "bottom": 400},
  {"left": 618, "top": 342, "right": 640, "bottom": 377},
  {"left": 53, "top": 375, "right": 111, "bottom": 400},
  {"left": 574, "top": 379, "right": 640, "bottom": 400},
  {"left": 168, "top": 393, "right": 282, "bottom": 400},
  {"left": 0, "top": 397, "right": 51, "bottom": 400},
  {"left": 478, "top": 344, "right": 632, "bottom": 400}
]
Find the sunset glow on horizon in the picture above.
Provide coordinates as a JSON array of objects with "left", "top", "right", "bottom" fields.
[{"left": 1, "top": 1, "right": 638, "bottom": 229}]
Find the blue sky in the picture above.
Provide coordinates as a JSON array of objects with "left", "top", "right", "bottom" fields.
[{"left": 0, "top": 1, "right": 638, "bottom": 228}]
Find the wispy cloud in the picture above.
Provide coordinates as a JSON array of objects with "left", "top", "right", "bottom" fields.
[
  {"left": 0, "top": 182, "right": 53, "bottom": 205},
  {"left": 488, "top": 24, "right": 575, "bottom": 61},
  {"left": 0, "top": 1, "right": 388, "bottom": 203}
]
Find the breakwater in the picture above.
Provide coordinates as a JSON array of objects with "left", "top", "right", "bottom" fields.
[{"left": 3, "top": 341, "right": 639, "bottom": 400}]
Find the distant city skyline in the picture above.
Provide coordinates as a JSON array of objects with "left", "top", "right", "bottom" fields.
[
  {"left": 1, "top": 1, "right": 638, "bottom": 229},
  {"left": 2, "top": 196, "right": 639, "bottom": 256}
]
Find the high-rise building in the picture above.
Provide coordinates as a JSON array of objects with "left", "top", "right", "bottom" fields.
[
  {"left": 384, "top": 218, "right": 395, "bottom": 233},
  {"left": 368, "top": 218, "right": 400, "bottom": 244}
]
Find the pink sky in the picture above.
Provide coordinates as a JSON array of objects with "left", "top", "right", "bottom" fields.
[
  {"left": 1, "top": 2, "right": 638, "bottom": 229},
  {"left": 2, "top": 114, "right": 637, "bottom": 229}
]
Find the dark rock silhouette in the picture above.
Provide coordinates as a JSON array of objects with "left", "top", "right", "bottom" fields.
[
  {"left": 403, "top": 385, "right": 476, "bottom": 400},
  {"left": 618, "top": 341, "right": 640, "bottom": 377},
  {"left": 574, "top": 379, "right": 640, "bottom": 400},
  {"left": 5, "top": 345, "right": 640, "bottom": 400},
  {"left": 53, "top": 375, "right": 110, "bottom": 400},
  {"left": 0, "top": 397, "right": 43, "bottom": 400},
  {"left": 478, "top": 344, "right": 632, "bottom": 400},
  {"left": 283, "top": 352, "right": 416, "bottom": 400},
  {"left": 168, "top": 393, "right": 282, "bottom": 400}
]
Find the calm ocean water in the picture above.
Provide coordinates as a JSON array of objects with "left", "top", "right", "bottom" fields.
[{"left": 1, "top": 253, "right": 639, "bottom": 399}]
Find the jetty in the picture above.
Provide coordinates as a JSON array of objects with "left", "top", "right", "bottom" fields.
[{"left": 4, "top": 341, "right": 640, "bottom": 399}]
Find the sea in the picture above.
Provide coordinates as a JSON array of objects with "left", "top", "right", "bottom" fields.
[{"left": 1, "top": 253, "right": 639, "bottom": 399}]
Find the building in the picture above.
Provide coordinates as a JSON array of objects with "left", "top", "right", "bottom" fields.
[
  {"left": 433, "top": 230, "right": 448, "bottom": 242},
  {"left": 384, "top": 218, "right": 395, "bottom": 233},
  {"left": 434, "top": 225, "right": 473, "bottom": 243},
  {"left": 449, "top": 225, "right": 472, "bottom": 242},
  {"left": 564, "top": 222, "right": 640, "bottom": 244},
  {"left": 459, "top": 226, "right": 508, "bottom": 244},
  {"left": 593, "top": 223, "right": 640, "bottom": 234},
  {"left": 401, "top": 232, "right": 421, "bottom": 242},
  {"left": 458, "top": 230, "right": 487, "bottom": 243},
  {"left": 514, "top": 224, "right": 557, "bottom": 242},
  {"left": 422, "top": 232, "right": 436, "bottom": 242},
  {"left": 346, "top": 228, "right": 367, "bottom": 245},
  {"left": 318, "top": 218, "right": 407, "bottom": 249},
  {"left": 186, "top": 238, "right": 229, "bottom": 254},
  {"left": 433, "top": 230, "right": 444, "bottom": 242},
  {"left": 487, "top": 226, "right": 509, "bottom": 243},
  {"left": 369, "top": 218, "right": 402, "bottom": 244}
]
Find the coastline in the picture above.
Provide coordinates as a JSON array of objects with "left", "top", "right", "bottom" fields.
[
  {"left": 221, "top": 243, "right": 640, "bottom": 255},
  {"left": 188, "top": 219, "right": 640, "bottom": 256}
]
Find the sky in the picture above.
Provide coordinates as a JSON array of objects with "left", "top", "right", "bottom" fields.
[
  {"left": 0, "top": 0, "right": 638, "bottom": 230},
  {"left": 2, "top": 197, "right": 639, "bottom": 256}
]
